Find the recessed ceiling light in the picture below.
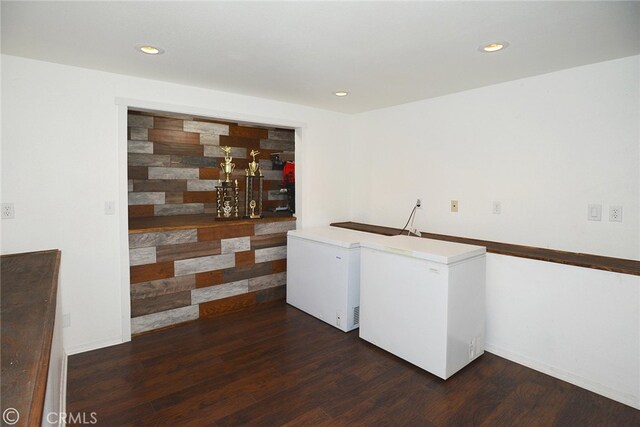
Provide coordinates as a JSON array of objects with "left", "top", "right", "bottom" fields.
[
  {"left": 480, "top": 42, "right": 508, "bottom": 53},
  {"left": 334, "top": 91, "right": 349, "bottom": 97},
  {"left": 137, "top": 45, "right": 165, "bottom": 55}
]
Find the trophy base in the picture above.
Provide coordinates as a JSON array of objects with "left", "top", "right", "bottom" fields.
[
  {"left": 242, "top": 215, "right": 263, "bottom": 220},
  {"left": 220, "top": 180, "right": 234, "bottom": 188}
]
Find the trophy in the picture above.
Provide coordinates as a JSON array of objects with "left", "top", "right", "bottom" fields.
[
  {"left": 247, "top": 149, "right": 262, "bottom": 177},
  {"left": 220, "top": 146, "right": 235, "bottom": 183},
  {"left": 244, "top": 150, "right": 263, "bottom": 219},
  {"left": 215, "top": 146, "right": 239, "bottom": 220}
]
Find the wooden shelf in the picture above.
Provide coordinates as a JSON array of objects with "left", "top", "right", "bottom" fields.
[
  {"left": 330, "top": 221, "right": 640, "bottom": 276},
  {"left": 129, "top": 214, "right": 295, "bottom": 234}
]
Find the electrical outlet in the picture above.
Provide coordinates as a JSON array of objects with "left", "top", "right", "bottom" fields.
[
  {"left": 416, "top": 198, "right": 422, "bottom": 209},
  {"left": 469, "top": 339, "right": 475, "bottom": 359},
  {"left": 1, "top": 203, "right": 15, "bottom": 219},
  {"left": 451, "top": 200, "right": 459, "bottom": 212},
  {"left": 492, "top": 201, "right": 502, "bottom": 215},
  {"left": 609, "top": 206, "right": 623, "bottom": 222},
  {"left": 336, "top": 312, "right": 342, "bottom": 327},
  {"left": 63, "top": 313, "right": 71, "bottom": 328}
]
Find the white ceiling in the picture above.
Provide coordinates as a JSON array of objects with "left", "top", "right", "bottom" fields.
[{"left": 2, "top": 1, "right": 639, "bottom": 114}]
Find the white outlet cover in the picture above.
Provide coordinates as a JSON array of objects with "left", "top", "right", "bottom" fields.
[
  {"left": 492, "top": 201, "right": 502, "bottom": 215},
  {"left": 1, "top": 203, "right": 15, "bottom": 219},
  {"left": 609, "top": 206, "right": 623, "bottom": 222}
]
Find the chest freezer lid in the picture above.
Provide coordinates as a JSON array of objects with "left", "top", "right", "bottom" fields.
[
  {"left": 360, "top": 234, "right": 486, "bottom": 264},
  {"left": 287, "top": 226, "right": 380, "bottom": 249}
]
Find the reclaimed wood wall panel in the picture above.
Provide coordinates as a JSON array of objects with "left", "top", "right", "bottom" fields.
[
  {"left": 130, "top": 275, "right": 196, "bottom": 299},
  {"left": 255, "top": 285, "right": 286, "bottom": 303},
  {"left": 183, "top": 191, "right": 216, "bottom": 203},
  {"left": 273, "top": 259, "right": 287, "bottom": 273},
  {"left": 229, "top": 125, "right": 269, "bottom": 139},
  {"left": 198, "top": 224, "right": 255, "bottom": 241},
  {"left": 250, "top": 233, "right": 288, "bottom": 250},
  {"left": 148, "top": 128, "right": 200, "bottom": 145},
  {"left": 131, "top": 291, "right": 192, "bottom": 317},
  {"left": 235, "top": 250, "right": 255, "bottom": 267},
  {"left": 195, "top": 270, "right": 225, "bottom": 288},
  {"left": 128, "top": 110, "right": 295, "bottom": 219},
  {"left": 128, "top": 218, "right": 295, "bottom": 335},
  {"left": 153, "top": 117, "right": 184, "bottom": 131},
  {"left": 128, "top": 166, "right": 148, "bottom": 180},
  {"left": 129, "top": 205, "right": 155, "bottom": 218},
  {"left": 156, "top": 241, "right": 222, "bottom": 262},
  {"left": 199, "top": 168, "right": 220, "bottom": 180},
  {"left": 130, "top": 261, "right": 175, "bottom": 284},
  {"left": 199, "top": 293, "right": 257, "bottom": 318},
  {"left": 223, "top": 261, "right": 273, "bottom": 283},
  {"left": 133, "top": 179, "right": 188, "bottom": 192},
  {"left": 154, "top": 142, "right": 204, "bottom": 156}
]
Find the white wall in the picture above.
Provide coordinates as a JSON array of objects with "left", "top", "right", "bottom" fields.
[
  {"left": 1, "top": 55, "right": 352, "bottom": 353},
  {"left": 350, "top": 56, "right": 640, "bottom": 408},
  {"left": 351, "top": 56, "right": 639, "bottom": 260},
  {"left": 486, "top": 254, "right": 639, "bottom": 409}
]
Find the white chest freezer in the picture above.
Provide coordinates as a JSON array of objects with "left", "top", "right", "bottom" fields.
[
  {"left": 287, "top": 227, "right": 380, "bottom": 332},
  {"left": 359, "top": 235, "right": 486, "bottom": 379}
]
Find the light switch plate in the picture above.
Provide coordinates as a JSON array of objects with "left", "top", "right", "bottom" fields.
[
  {"left": 104, "top": 201, "right": 115, "bottom": 215},
  {"left": 588, "top": 204, "right": 601, "bottom": 221}
]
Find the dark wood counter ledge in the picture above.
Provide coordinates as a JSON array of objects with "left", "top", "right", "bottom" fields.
[
  {"left": 129, "top": 214, "right": 296, "bottom": 234},
  {"left": 1, "top": 249, "right": 61, "bottom": 426},
  {"left": 331, "top": 221, "right": 640, "bottom": 276}
]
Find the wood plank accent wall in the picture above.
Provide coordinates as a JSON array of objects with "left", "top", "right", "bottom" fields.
[
  {"left": 129, "top": 218, "right": 296, "bottom": 335},
  {"left": 128, "top": 111, "right": 294, "bottom": 218},
  {"left": 331, "top": 221, "right": 640, "bottom": 276}
]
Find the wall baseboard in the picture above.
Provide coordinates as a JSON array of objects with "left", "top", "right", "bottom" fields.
[
  {"left": 485, "top": 343, "right": 639, "bottom": 410},
  {"left": 65, "top": 335, "right": 124, "bottom": 356}
]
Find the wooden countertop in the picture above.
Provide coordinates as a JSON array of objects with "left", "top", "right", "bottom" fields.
[
  {"left": 1, "top": 249, "right": 61, "bottom": 427},
  {"left": 129, "top": 214, "right": 296, "bottom": 234},
  {"left": 331, "top": 221, "right": 640, "bottom": 276}
]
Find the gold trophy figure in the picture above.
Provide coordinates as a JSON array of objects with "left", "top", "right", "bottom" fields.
[
  {"left": 247, "top": 150, "right": 262, "bottom": 176},
  {"left": 219, "top": 146, "right": 235, "bottom": 182}
]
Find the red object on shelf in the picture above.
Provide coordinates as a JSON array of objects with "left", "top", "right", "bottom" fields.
[{"left": 283, "top": 161, "right": 295, "bottom": 184}]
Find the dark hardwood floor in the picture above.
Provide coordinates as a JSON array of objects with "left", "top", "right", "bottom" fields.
[{"left": 67, "top": 301, "right": 639, "bottom": 426}]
